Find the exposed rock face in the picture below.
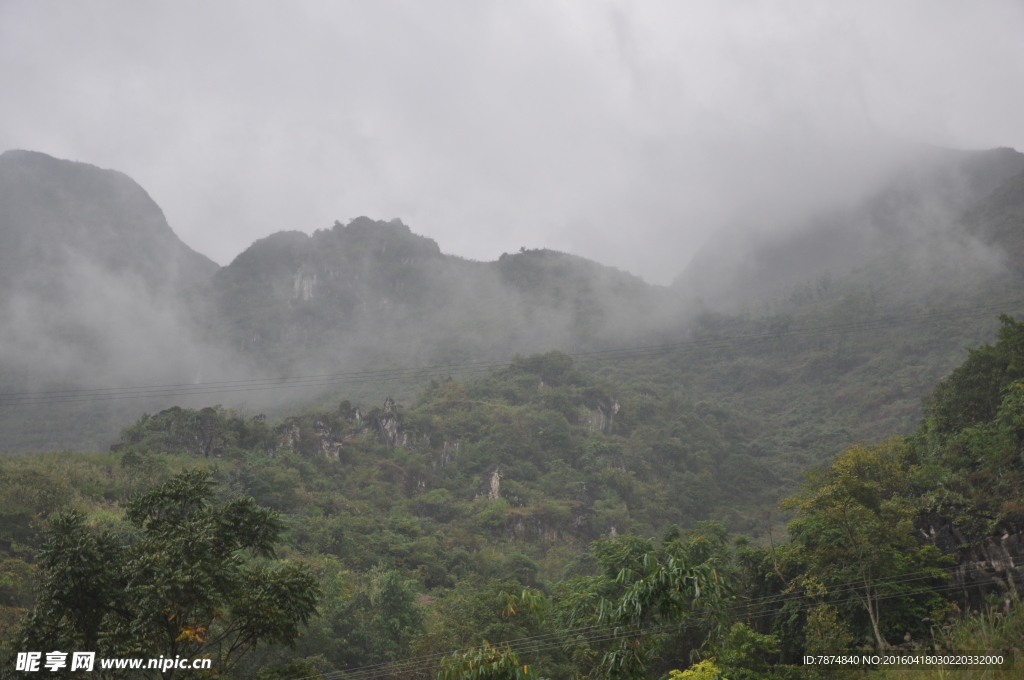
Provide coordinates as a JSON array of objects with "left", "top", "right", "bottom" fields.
[
  {"left": 312, "top": 417, "right": 343, "bottom": 460},
  {"left": 475, "top": 465, "right": 503, "bottom": 500},
  {"left": 488, "top": 466, "right": 502, "bottom": 500},
  {"left": 275, "top": 416, "right": 345, "bottom": 460},
  {"left": 587, "top": 398, "right": 620, "bottom": 434},
  {"left": 917, "top": 513, "right": 1023, "bottom": 609},
  {"left": 507, "top": 509, "right": 584, "bottom": 544},
  {"left": 376, "top": 397, "right": 399, "bottom": 448},
  {"left": 433, "top": 439, "right": 458, "bottom": 468},
  {"left": 293, "top": 269, "right": 317, "bottom": 301},
  {"left": 277, "top": 423, "right": 301, "bottom": 455}
]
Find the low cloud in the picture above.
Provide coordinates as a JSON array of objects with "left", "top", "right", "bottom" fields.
[{"left": 1, "top": 1, "right": 1022, "bottom": 283}]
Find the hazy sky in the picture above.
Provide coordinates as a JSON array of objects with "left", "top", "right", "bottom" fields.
[{"left": 2, "top": 1, "right": 1023, "bottom": 284}]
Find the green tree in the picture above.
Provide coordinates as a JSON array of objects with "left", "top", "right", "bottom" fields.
[
  {"left": 559, "top": 528, "right": 731, "bottom": 680},
  {"left": 438, "top": 641, "right": 539, "bottom": 680},
  {"left": 927, "top": 315, "right": 1024, "bottom": 438},
  {"left": 669, "top": 660, "right": 729, "bottom": 680},
  {"left": 327, "top": 566, "right": 424, "bottom": 668},
  {"left": 780, "top": 439, "right": 949, "bottom": 651},
  {"left": 13, "top": 469, "right": 319, "bottom": 678},
  {"left": 713, "top": 623, "right": 780, "bottom": 680}
]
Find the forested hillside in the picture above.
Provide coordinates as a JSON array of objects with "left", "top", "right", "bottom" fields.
[
  {"left": 2, "top": 319, "right": 1023, "bottom": 678},
  {"left": 4, "top": 148, "right": 1024, "bottom": 458},
  {"left": 673, "top": 146, "right": 1024, "bottom": 309},
  {"left": 2, "top": 147, "right": 1024, "bottom": 678}
]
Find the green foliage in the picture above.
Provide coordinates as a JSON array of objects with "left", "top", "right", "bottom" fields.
[
  {"left": 669, "top": 660, "right": 729, "bottom": 680},
  {"left": 438, "top": 641, "right": 539, "bottom": 680},
  {"left": 556, "top": 528, "right": 732, "bottom": 680},
  {"left": 802, "top": 605, "right": 857, "bottom": 680},
  {"left": 867, "top": 602, "right": 1024, "bottom": 680},
  {"left": 6, "top": 155, "right": 1024, "bottom": 680},
  {"left": 324, "top": 565, "right": 424, "bottom": 667},
  {"left": 11, "top": 470, "right": 319, "bottom": 677},
  {"left": 5, "top": 319, "right": 1024, "bottom": 680},
  {"left": 780, "top": 439, "right": 951, "bottom": 651},
  {"left": 915, "top": 319, "right": 1024, "bottom": 544},
  {"left": 117, "top": 406, "right": 277, "bottom": 461},
  {"left": 925, "top": 316, "right": 1024, "bottom": 438},
  {"left": 714, "top": 623, "right": 780, "bottom": 680}
]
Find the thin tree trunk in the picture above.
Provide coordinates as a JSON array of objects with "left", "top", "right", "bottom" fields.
[{"left": 864, "top": 580, "right": 885, "bottom": 651}]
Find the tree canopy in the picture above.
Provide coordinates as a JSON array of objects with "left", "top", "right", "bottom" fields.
[{"left": 12, "top": 470, "right": 319, "bottom": 678}]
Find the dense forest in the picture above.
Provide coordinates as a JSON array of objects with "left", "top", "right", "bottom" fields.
[
  {"left": 2, "top": 315, "right": 1022, "bottom": 678},
  {"left": 3, "top": 151, "right": 1024, "bottom": 678}
]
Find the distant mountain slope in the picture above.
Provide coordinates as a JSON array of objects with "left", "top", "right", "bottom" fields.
[
  {"left": 597, "top": 154, "right": 1024, "bottom": 498},
  {"left": 962, "top": 166, "right": 1024, "bottom": 269},
  {"left": 674, "top": 147, "right": 1024, "bottom": 308},
  {"left": 0, "top": 150, "right": 218, "bottom": 294},
  {"left": 3, "top": 145, "right": 1024, "bottom": 465},
  {"left": 202, "top": 217, "right": 683, "bottom": 372},
  {"left": 0, "top": 151, "right": 235, "bottom": 452}
]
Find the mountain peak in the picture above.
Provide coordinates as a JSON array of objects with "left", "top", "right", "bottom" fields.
[{"left": 0, "top": 149, "right": 218, "bottom": 291}]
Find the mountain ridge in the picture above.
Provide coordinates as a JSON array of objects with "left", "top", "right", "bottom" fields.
[
  {"left": 0, "top": 149, "right": 218, "bottom": 293},
  {"left": 673, "top": 146, "right": 1024, "bottom": 309},
  {"left": 3, "top": 145, "right": 1024, "bottom": 456}
]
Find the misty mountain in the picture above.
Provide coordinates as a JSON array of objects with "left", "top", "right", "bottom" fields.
[
  {"left": 0, "top": 150, "right": 217, "bottom": 294},
  {"left": 0, "top": 151, "right": 243, "bottom": 452},
  {"left": 0, "top": 151, "right": 229, "bottom": 389},
  {"left": 0, "top": 152, "right": 687, "bottom": 451},
  {"left": 4, "top": 145, "right": 1024, "bottom": 457},
  {"left": 674, "top": 146, "right": 1024, "bottom": 308},
  {"left": 200, "top": 217, "right": 685, "bottom": 371},
  {"left": 962, "top": 163, "right": 1024, "bottom": 268}
]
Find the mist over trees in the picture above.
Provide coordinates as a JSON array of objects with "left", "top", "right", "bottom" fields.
[
  {"left": 1, "top": 145, "right": 1024, "bottom": 678},
  {"left": 3, "top": 147, "right": 1024, "bottom": 454}
]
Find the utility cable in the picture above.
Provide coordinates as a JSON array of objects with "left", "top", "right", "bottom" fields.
[{"left": 282, "top": 547, "right": 1024, "bottom": 680}]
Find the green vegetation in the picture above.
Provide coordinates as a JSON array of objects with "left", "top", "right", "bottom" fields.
[
  {"left": 4, "top": 142, "right": 1024, "bottom": 679},
  {"left": 13, "top": 469, "right": 318, "bottom": 677},
  {"left": 2, "top": 313, "right": 1022, "bottom": 678}
]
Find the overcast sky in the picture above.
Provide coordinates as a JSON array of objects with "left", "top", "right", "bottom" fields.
[{"left": 2, "top": 1, "right": 1023, "bottom": 284}]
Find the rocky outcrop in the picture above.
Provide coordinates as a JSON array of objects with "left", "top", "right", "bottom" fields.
[
  {"left": 276, "top": 417, "right": 344, "bottom": 460},
  {"left": 586, "top": 398, "right": 620, "bottom": 434},
  {"left": 277, "top": 423, "right": 301, "bottom": 455},
  {"left": 375, "top": 397, "right": 400, "bottom": 448},
  {"left": 293, "top": 267, "right": 317, "bottom": 301},
  {"left": 917, "top": 513, "right": 1023, "bottom": 609},
  {"left": 507, "top": 508, "right": 590, "bottom": 544},
  {"left": 488, "top": 466, "right": 502, "bottom": 500},
  {"left": 312, "top": 418, "right": 343, "bottom": 460},
  {"left": 433, "top": 439, "right": 459, "bottom": 468},
  {"left": 476, "top": 464, "right": 502, "bottom": 500}
]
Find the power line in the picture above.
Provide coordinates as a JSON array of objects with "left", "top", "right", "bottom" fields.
[
  {"left": 304, "top": 569, "right": 1021, "bottom": 680},
  {"left": 3, "top": 298, "right": 1020, "bottom": 408},
  {"left": 281, "top": 548, "right": 1024, "bottom": 680}
]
